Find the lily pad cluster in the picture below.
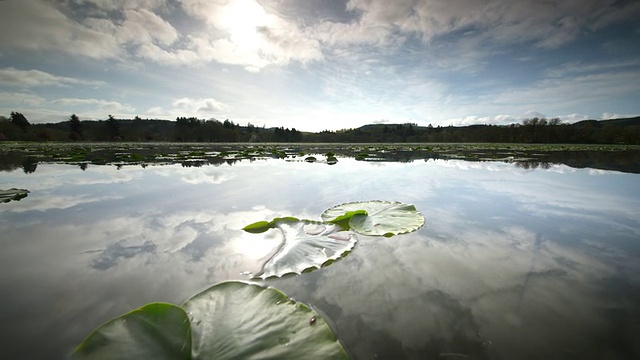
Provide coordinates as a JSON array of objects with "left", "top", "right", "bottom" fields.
[
  {"left": 73, "top": 282, "right": 348, "bottom": 359},
  {"left": 243, "top": 200, "right": 425, "bottom": 278},
  {"left": 73, "top": 200, "right": 424, "bottom": 359}
]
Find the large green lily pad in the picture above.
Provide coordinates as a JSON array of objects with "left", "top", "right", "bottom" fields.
[
  {"left": 253, "top": 219, "right": 357, "bottom": 279},
  {"left": 72, "top": 302, "right": 192, "bottom": 359},
  {"left": 321, "top": 200, "right": 425, "bottom": 236},
  {"left": 72, "top": 282, "right": 348, "bottom": 359},
  {"left": 184, "top": 281, "right": 348, "bottom": 359}
]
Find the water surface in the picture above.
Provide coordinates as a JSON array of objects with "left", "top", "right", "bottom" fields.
[{"left": 1, "top": 153, "right": 639, "bottom": 359}]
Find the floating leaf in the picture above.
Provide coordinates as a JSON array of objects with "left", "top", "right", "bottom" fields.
[
  {"left": 321, "top": 200, "right": 425, "bottom": 236},
  {"left": 183, "top": 281, "right": 348, "bottom": 359},
  {"left": 72, "top": 283, "right": 348, "bottom": 359},
  {"left": 242, "top": 220, "right": 272, "bottom": 234},
  {"left": 0, "top": 188, "right": 29, "bottom": 203},
  {"left": 326, "top": 209, "right": 368, "bottom": 230},
  {"left": 254, "top": 219, "right": 357, "bottom": 279},
  {"left": 72, "top": 302, "right": 192, "bottom": 360},
  {"left": 242, "top": 217, "right": 300, "bottom": 234}
]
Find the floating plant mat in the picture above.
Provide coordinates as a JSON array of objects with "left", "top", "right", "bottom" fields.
[
  {"left": 0, "top": 188, "right": 29, "bottom": 203},
  {"left": 243, "top": 201, "right": 425, "bottom": 278},
  {"left": 73, "top": 281, "right": 348, "bottom": 360}
]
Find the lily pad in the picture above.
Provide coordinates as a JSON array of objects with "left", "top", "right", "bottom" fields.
[
  {"left": 72, "top": 282, "right": 348, "bottom": 359},
  {"left": 72, "top": 302, "right": 192, "bottom": 359},
  {"left": 254, "top": 219, "right": 357, "bottom": 279},
  {"left": 184, "top": 281, "right": 348, "bottom": 359},
  {"left": 0, "top": 188, "right": 29, "bottom": 203},
  {"left": 321, "top": 200, "right": 425, "bottom": 236}
]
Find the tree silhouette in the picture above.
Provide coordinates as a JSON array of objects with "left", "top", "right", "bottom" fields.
[
  {"left": 69, "top": 114, "right": 83, "bottom": 140},
  {"left": 107, "top": 115, "right": 122, "bottom": 140},
  {"left": 10, "top": 111, "right": 30, "bottom": 132}
]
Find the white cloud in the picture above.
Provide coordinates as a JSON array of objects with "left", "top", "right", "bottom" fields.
[
  {"left": 0, "top": 0, "right": 121, "bottom": 59},
  {"left": 52, "top": 98, "right": 135, "bottom": 113},
  {"left": 118, "top": 8, "right": 178, "bottom": 46},
  {"left": 173, "top": 97, "right": 231, "bottom": 113},
  {"left": 449, "top": 114, "right": 519, "bottom": 127},
  {"left": 70, "top": 0, "right": 168, "bottom": 12},
  {"left": 544, "top": 60, "right": 640, "bottom": 78},
  {"left": 144, "top": 97, "right": 231, "bottom": 119},
  {"left": 310, "top": 0, "right": 637, "bottom": 55},
  {"left": 602, "top": 113, "right": 638, "bottom": 120},
  {"left": 180, "top": 0, "right": 323, "bottom": 70},
  {"left": 0, "top": 92, "right": 46, "bottom": 107},
  {"left": 524, "top": 110, "right": 546, "bottom": 119},
  {"left": 559, "top": 113, "right": 589, "bottom": 123},
  {"left": 0, "top": 67, "right": 104, "bottom": 88}
]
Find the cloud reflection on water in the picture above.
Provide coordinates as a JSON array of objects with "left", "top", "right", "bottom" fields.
[{"left": 0, "top": 158, "right": 638, "bottom": 359}]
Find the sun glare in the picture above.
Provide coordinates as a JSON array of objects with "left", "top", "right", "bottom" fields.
[{"left": 219, "top": 0, "right": 269, "bottom": 49}]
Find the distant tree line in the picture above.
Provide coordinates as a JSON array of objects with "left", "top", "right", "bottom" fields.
[
  {"left": 302, "top": 118, "right": 640, "bottom": 144},
  {"left": 0, "top": 113, "right": 638, "bottom": 144}
]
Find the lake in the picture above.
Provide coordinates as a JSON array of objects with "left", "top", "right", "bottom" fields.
[{"left": 1, "top": 143, "right": 639, "bottom": 359}]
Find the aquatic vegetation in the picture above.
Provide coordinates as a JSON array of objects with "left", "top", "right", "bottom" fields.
[
  {"left": 73, "top": 281, "right": 348, "bottom": 360},
  {"left": 243, "top": 200, "right": 425, "bottom": 278},
  {"left": 73, "top": 200, "right": 424, "bottom": 358},
  {"left": 1, "top": 143, "right": 639, "bottom": 173},
  {"left": 0, "top": 188, "right": 29, "bottom": 203},
  {"left": 322, "top": 200, "right": 426, "bottom": 237},
  {"left": 252, "top": 219, "right": 357, "bottom": 279}
]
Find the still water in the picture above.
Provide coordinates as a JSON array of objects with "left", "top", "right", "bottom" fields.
[{"left": 1, "top": 156, "right": 639, "bottom": 359}]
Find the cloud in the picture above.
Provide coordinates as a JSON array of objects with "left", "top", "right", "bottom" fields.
[
  {"left": 559, "top": 113, "right": 589, "bottom": 123},
  {"left": 602, "top": 112, "right": 638, "bottom": 120},
  {"left": 544, "top": 60, "right": 640, "bottom": 78},
  {"left": 72, "top": 0, "right": 168, "bottom": 13},
  {"left": 145, "top": 97, "right": 232, "bottom": 119},
  {"left": 449, "top": 114, "right": 518, "bottom": 126},
  {"left": 524, "top": 110, "right": 546, "bottom": 119},
  {"left": 117, "top": 8, "right": 178, "bottom": 46},
  {"left": 0, "top": 92, "right": 46, "bottom": 107},
  {"left": 181, "top": 0, "right": 323, "bottom": 70},
  {"left": 494, "top": 69, "right": 640, "bottom": 110},
  {"left": 0, "top": 0, "right": 121, "bottom": 59},
  {"left": 2, "top": 0, "right": 636, "bottom": 72},
  {"left": 0, "top": 67, "right": 104, "bottom": 88},
  {"left": 173, "top": 97, "right": 231, "bottom": 113},
  {"left": 309, "top": 0, "right": 639, "bottom": 60},
  {"left": 51, "top": 98, "right": 135, "bottom": 113}
]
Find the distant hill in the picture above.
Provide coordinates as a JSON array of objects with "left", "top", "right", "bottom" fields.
[
  {"left": 306, "top": 117, "right": 640, "bottom": 144},
  {"left": 359, "top": 116, "right": 640, "bottom": 132},
  {"left": 572, "top": 116, "right": 640, "bottom": 128}
]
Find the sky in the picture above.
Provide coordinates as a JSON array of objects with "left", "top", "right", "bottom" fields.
[{"left": 0, "top": 0, "right": 639, "bottom": 132}]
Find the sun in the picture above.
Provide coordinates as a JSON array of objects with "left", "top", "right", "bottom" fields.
[{"left": 218, "top": 0, "right": 270, "bottom": 50}]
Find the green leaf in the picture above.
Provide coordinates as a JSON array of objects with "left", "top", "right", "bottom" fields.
[
  {"left": 242, "top": 220, "right": 272, "bottom": 234},
  {"left": 72, "top": 302, "right": 192, "bottom": 360},
  {"left": 242, "top": 217, "right": 300, "bottom": 233},
  {"left": 72, "top": 283, "right": 349, "bottom": 360},
  {"left": 183, "top": 281, "right": 348, "bottom": 359},
  {"left": 254, "top": 218, "right": 357, "bottom": 279},
  {"left": 321, "top": 200, "right": 425, "bottom": 236},
  {"left": 325, "top": 209, "right": 368, "bottom": 230}
]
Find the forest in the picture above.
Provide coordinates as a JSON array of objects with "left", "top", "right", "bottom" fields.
[{"left": 1, "top": 112, "right": 639, "bottom": 144}]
